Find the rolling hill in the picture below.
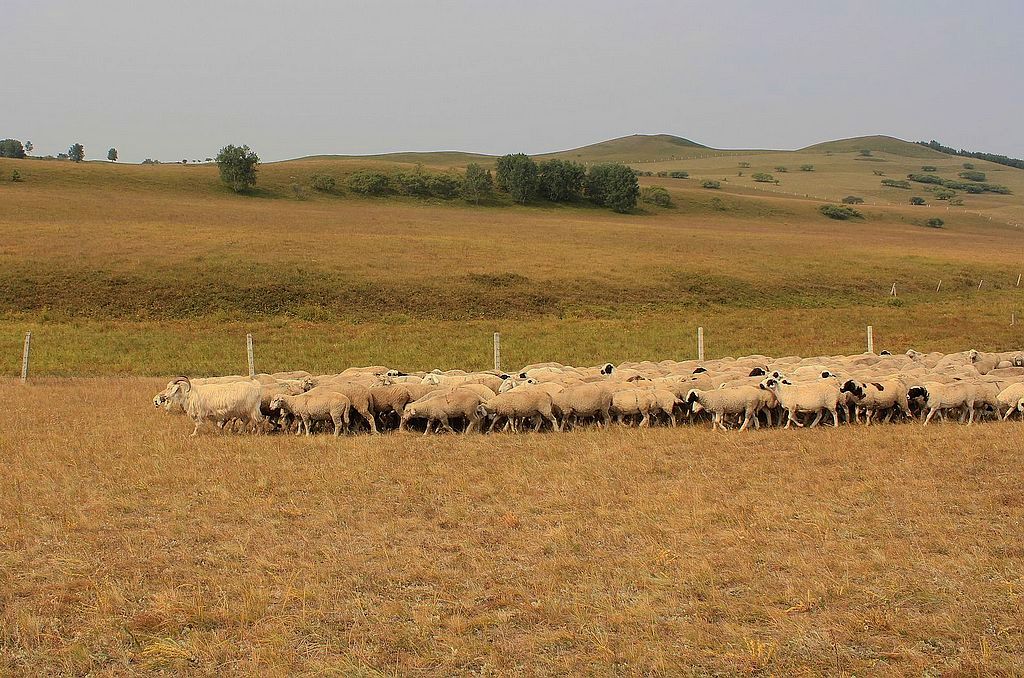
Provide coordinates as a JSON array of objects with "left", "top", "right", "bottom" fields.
[{"left": 799, "top": 134, "right": 947, "bottom": 159}]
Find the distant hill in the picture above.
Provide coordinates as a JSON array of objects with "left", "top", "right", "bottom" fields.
[
  {"left": 539, "top": 134, "right": 708, "bottom": 163},
  {"left": 800, "top": 135, "right": 947, "bottom": 159}
]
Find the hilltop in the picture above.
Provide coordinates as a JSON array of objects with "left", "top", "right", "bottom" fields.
[{"left": 799, "top": 135, "right": 947, "bottom": 159}]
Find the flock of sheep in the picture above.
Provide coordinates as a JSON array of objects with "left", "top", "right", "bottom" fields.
[{"left": 152, "top": 348, "right": 1024, "bottom": 436}]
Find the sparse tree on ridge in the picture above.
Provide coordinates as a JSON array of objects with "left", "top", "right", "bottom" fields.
[
  {"left": 0, "top": 139, "right": 26, "bottom": 158},
  {"left": 24, "top": 141, "right": 33, "bottom": 154},
  {"left": 585, "top": 163, "right": 640, "bottom": 213},
  {"left": 108, "top": 148, "right": 118, "bottom": 162},
  {"left": 461, "top": 163, "right": 493, "bottom": 204},
  {"left": 68, "top": 143, "right": 85, "bottom": 162},
  {"left": 215, "top": 144, "right": 260, "bottom": 193},
  {"left": 495, "top": 153, "right": 539, "bottom": 204}
]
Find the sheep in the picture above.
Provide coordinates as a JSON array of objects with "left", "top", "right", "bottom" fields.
[
  {"left": 305, "top": 382, "right": 378, "bottom": 434},
  {"left": 759, "top": 377, "right": 841, "bottom": 429},
  {"left": 551, "top": 383, "right": 613, "bottom": 430},
  {"left": 839, "top": 379, "right": 912, "bottom": 425},
  {"left": 477, "top": 388, "right": 559, "bottom": 433},
  {"left": 996, "top": 383, "right": 1024, "bottom": 420},
  {"left": 909, "top": 381, "right": 997, "bottom": 425},
  {"left": 369, "top": 385, "right": 416, "bottom": 430},
  {"left": 686, "top": 386, "right": 764, "bottom": 431},
  {"left": 155, "top": 376, "right": 263, "bottom": 436},
  {"left": 269, "top": 391, "right": 351, "bottom": 436},
  {"left": 611, "top": 389, "right": 657, "bottom": 427},
  {"left": 400, "top": 387, "right": 485, "bottom": 434}
]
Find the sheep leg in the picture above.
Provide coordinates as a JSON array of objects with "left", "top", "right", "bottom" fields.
[
  {"left": 190, "top": 418, "right": 202, "bottom": 437},
  {"left": 966, "top": 404, "right": 976, "bottom": 425},
  {"left": 786, "top": 409, "right": 803, "bottom": 429},
  {"left": 423, "top": 420, "right": 433, "bottom": 436},
  {"left": 923, "top": 407, "right": 938, "bottom": 426},
  {"left": 739, "top": 411, "right": 752, "bottom": 432},
  {"left": 545, "top": 413, "right": 560, "bottom": 432},
  {"left": 532, "top": 415, "right": 543, "bottom": 432},
  {"left": 639, "top": 411, "right": 650, "bottom": 428},
  {"left": 808, "top": 410, "right": 823, "bottom": 429},
  {"left": 361, "top": 407, "right": 379, "bottom": 435}
]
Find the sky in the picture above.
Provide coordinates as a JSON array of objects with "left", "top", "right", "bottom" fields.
[{"left": 5, "top": 0, "right": 1023, "bottom": 163}]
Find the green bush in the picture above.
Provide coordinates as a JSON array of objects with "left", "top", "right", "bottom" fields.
[
  {"left": 859, "top": 149, "right": 872, "bottom": 157},
  {"left": 668, "top": 170, "right": 688, "bottom": 179},
  {"left": 926, "top": 218, "right": 944, "bottom": 228},
  {"left": 538, "top": 159, "right": 585, "bottom": 202},
  {"left": 881, "top": 179, "right": 911, "bottom": 189},
  {"left": 0, "top": 139, "right": 26, "bottom": 158},
  {"left": 11, "top": 169, "right": 22, "bottom": 182},
  {"left": 461, "top": 163, "right": 493, "bottom": 204},
  {"left": 68, "top": 143, "right": 85, "bottom": 162},
  {"left": 841, "top": 195, "right": 864, "bottom": 204},
  {"left": 910, "top": 196, "right": 925, "bottom": 205},
  {"left": 392, "top": 169, "right": 431, "bottom": 196},
  {"left": 709, "top": 197, "right": 727, "bottom": 211},
  {"left": 907, "top": 173, "right": 944, "bottom": 185},
  {"left": 215, "top": 144, "right": 259, "bottom": 192},
  {"left": 934, "top": 189, "right": 955, "bottom": 200},
  {"left": 347, "top": 170, "right": 390, "bottom": 195},
  {"left": 585, "top": 163, "right": 640, "bottom": 213},
  {"left": 873, "top": 170, "right": 885, "bottom": 176},
  {"left": 921, "top": 165, "right": 937, "bottom": 172},
  {"left": 958, "top": 170, "right": 986, "bottom": 182},
  {"left": 738, "top": 162, "right": 751, "bottom": 168},
  {"left": 426, "top": 173, "right": 461, "bottom": 199},
  {"left": 799, "top": 164, "right": 814, "bottom": 171},
  {"left": 655, "top": 171, "right": 668, "bottom": 178},
  {"left": 495, "top": 153, "right": 539, "bottom": 204},
  {"left": 962, "top": 162, "right": 975, "bottom": 169},
  {"left": 702, "top": 180, "right": 721, "bottom": 189},
  {"left": 950, "top": 198, "right": 964, "bottom": 206},
  {"left": 310, "top": 174, "right": 336, "bottom": 192},
  {"left": 819, "top": 204, "right": 862, "bottom": 220},
  {"left": 641, "top": 185, "right": 672, "bottom": 207},
  {"left": 751, "top": 173, "right": 774, "bottom": 183},
  {"left": 774, "top": 166, "right": 787, "bottom": 173}
]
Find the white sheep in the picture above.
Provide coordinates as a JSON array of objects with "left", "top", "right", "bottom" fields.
[
  {"left": 269, "top": 391, "right": 351, "bottom": 436},
  {"left": 686, "top": 386, "right": 764, "bottom": 431},
  {"left": 155, "top": 376, "right": 263, "bottom": 436},
  {"left": 759, "top": 377, "right": 840, "bottom": 429}
]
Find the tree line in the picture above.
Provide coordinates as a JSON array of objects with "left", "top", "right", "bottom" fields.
[{"left": 917, "top": 139, "right": 1024, "bottom": 171}]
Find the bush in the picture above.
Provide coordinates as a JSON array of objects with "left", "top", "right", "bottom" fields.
[
  {"left": 537, "top": 159, "right": 585, "bottom": 202},
  {"left": 347, "top": 170, "right": 390, "bottom": 195},
  {"left": 958, "top": 170, "right": 986, "bottom": 182},
  {"left": 585, "top": 163, "right": 640, "bottom": 213},
  {"left": 859, "top": 149, "right": 872, "bottom": 157},
  {"left": 427, "top": 173, "right": 461, "bottom": 199},
  {"left": 392, "top": 169, "right": 431, "bottom": 196},
  {"left": 68, "top": 143, "right": 85, "bottom": 162},
  {"left": 11, "top": 169, "right": 22, "bottom": 182},
  {"left": 934, "top": 189, "right": 955, "bottom": 200},
  {"left": 774, "top": 166, "right": 787, "bottom": 173},
  {"left": 655, "top": 171, "right": 668, "bottom": 178},
  {"left": 799, "top": 164, "right": 814, "bottom": 171},
  {"left": 0, "top": 139, "right": 26, "bottom": 158},
  {"left": 910, "top": 196, "right": 925, "bottom": 205},
  {"left": 751, "top": 173, "right": 774, "bottom": 182},
  {"left": 907, "top": 173, "right": 944, "bottom": 185},
  {"left": 702, "top": 180, "right": 721, "bottom": 189},
  {"left": 310, "top": 173, "right": 336, "bottom": 192},
  {"left": 873, "top": 170, "right": 885, "bottom": 176},
  {"left": 495, "top": 153, "right": 539, "bottom": 204},
  {"left": 921, "top": 165, "right": 937, "bottom": 172},
  {"left": 926, "top": 218, "right": 945, "bottom": 228},
  {"left": 841, "top": 195, "right": 864, "bottom": 204},
  {"left": 950, "top": 198, "right": 964, "bottom": 206},
  {"left": 461, "top": 163, "right": 493, "bottom": 204},
  {"left": 738, "top": 161, "right": 750, "bottom": 168},
  {"left": 641, "top": 185, "right": 672, "bottom": 207},
  {"left": 962, "top": 162, "right": 975, "bottom": 169},
  {"left": 215, "top": 144, "right": 259, "bottom": 192},
  {"left": 668, "top": 170, "right": 688, "bottom": 179},
  {"left": 881, "top": 179, "right": 911, "bottom": 189},
  {"left": 709, "top": 197, "right": 727, "bottom": 211},
  {"left": 819, "top": 204, "right": 862, "bottom": 220}
]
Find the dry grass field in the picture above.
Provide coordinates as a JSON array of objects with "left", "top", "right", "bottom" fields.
[
  {"left": 2, "top": 378, "right": 1024, "bottom": 675},
  {"left": 2, "top": 137, "right": 1024, "bottom": 675}
]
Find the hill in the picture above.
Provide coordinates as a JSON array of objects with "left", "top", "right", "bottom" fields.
[
  {"left": 539, "top": 133, "right": 708, "bottom": 163},
  {"left": 800, "top": 135, "right": 948, "bottom": 159}
]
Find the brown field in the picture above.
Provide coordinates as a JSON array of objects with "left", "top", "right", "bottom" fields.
[{"left": 3, "top": 378, "right": 1024, "bottom": 675}]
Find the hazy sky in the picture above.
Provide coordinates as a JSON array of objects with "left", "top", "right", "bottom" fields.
[{"left": 5, "top": 0, "right": 1023, "bottom": 163}]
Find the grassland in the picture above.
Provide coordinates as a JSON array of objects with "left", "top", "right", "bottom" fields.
[{"left": 2, "top": 378, "right": 1024, "bottom": 674}]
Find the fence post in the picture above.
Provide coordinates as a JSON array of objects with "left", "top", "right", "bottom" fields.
[
  {"left": 20, "top": 331, "right": 31, "bottom": 384},
  {"left": 978, "top": 279, "right": 984, "bottom": 291},
  {"left": 493, "top": 332, "right": 501, "bottom": 372},
  {"left": 246, "top": 334, "right": 255, "bottom": 378},
  {"left": 1017, "top": 273, "right": 1021, "bottom": 287},
  {"left": 697, "top": 326, "right": 705, "bottom": 361},
  {"left": 890, "top": 282, "right": 897, "bottom": 297},
  {"left": 936, "top": 279, "right": 942, "bottom": 292},
  {"left": 867, "top": 326, "right": 874, "bottom": 354}
]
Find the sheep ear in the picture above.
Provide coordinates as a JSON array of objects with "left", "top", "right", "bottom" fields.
[{"left": 782, "top": 379, "right": 792, "bottom": 385}]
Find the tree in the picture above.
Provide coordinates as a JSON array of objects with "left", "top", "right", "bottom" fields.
[
  {"left": 346, "top": 170, "right": 389, "bottom": 195},
  {"left": 461, "top": 163, "right": 493, "bottom": 204},
  {"left": 958, "top": 170, "right": 986, "bottom": 182},
  {"left": 585, "top": 163, "right": 639, "bottom": 213},
  {"left": 495, "top": 153, "right": 539, "bottom": 204},
  {"left": 641, "top": 185, "right": 671, "bottom": 207},
  {"left": 859, "top": 149, "right": 872, "bottom": 157},
  {"left": 841, "top": 196, "right": 864, "bottom": 204},
  {"left": 310, "top": 174, "right": 336, "bottom": 192},
  {"left": 107, "top": 148, "right": 118, "bottom": 162},
  {"left": 926, "top": 218, "right": 944, "bottom": 228},
  {"left": 215, "top": 144, "right": 259, "bottom": 192},
  {"left": 819, "top": 204, "right": 862, "bottom": 220},
  {"left": 702, "top": 180, "right": 721, "bottom": 189},
  {"left": 0, "top": 139, "right": 26, "bottom": 158},
  {"left": 910, "top": 196, "right": 925, "bottom": 205},
  {"left": 537, "top": 159, "right": 585, "bottom": 202},
  {"left": 751, "top": 172, "right": 774, "bottom": 183},
  {"left": 68, "top": 143, "right": 85, "bottom": 162},
  {"left": 24, "top": 141, "right": 33, "bottom": 154}
]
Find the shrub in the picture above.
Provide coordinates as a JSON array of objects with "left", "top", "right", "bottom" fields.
[
  {"left": 799, "top": 164, "right": 814, "bottom": 171},
  {"left": 585, "top": 163, "right": 640, "bottom": 213},
  {"left": 11, "top": 169, "right": 22, "bottom": 182},
  {"left": 910, "top": 196, "right": 925, "bottom": 205},
  {"left": 641, "top": 185, "right": 672, "bottom": 207},
  {"left": 950, "top": 198, "right": 964, "bottom": 206},
  {"left": 655, "top": 171, "right": 668, "bottom": 178},
  {"left": 859, "top": 149, "right": 872, "bottom": 157},
  {"left": 926, "top": 218, "right": 944, "bottom": 228},
  {"left": 962, "top": 162, "right": 975, "bottom": 169},
  {"left": 495, "top": 153, "right": 539, "bottom": 204},
  {"left": 709, "top": 197, "right": 727, "bottom": 211},
  {"left": 0, "top": 139, "right": 26, "bottom": 158},
  {"left": 873, "top": 170, "right": 885, "bottom": 176},
  {"left": 881, "top": 179, "right": 910, "bottom": 189},
  {"left": 819, "top": 204, "right": 862, "bottom": 220},
  {"left": 958, "top": 170, "right": 986, "bottom": 182},
  {"left": 427, "top": 173, "right": 461, "bottom": 199},
  {"left": 537, "top": 159, "right": 585, "bottom": 202},
  {"left": 841, "top": 195, "right": 864, "bottom": 204},
  {"left": 934, "top": 189, "right": 955, "bottom": 200},
  {"left": 310, "top": 173, "right": 336, "bottom": 192},
  {"left": 907, "top": 173, "right": 944, "bottom": 185},
  {"left": 215, "top": 144, "right": 259, "bottom": 192},
  {"left": 702, "top": 180, "right": 721, "bottom": 189},
  {"left": 347, "top": 170, "right": 390, "bottom": 195},
  {"left": 921, "top": 165, "right": 937, "bottom": 172},
  {"left": 68, "top": 143, "right": 85, "bottom": 162},
  {"left": 461, "top": 163, "right": 493, "bottom": 204},
  {"left": 392, "top": 168, "right": 431, "bottom": 196},
  {"left": 774, "top": 166, "right": 787, "bottom": 173},
  {"left": 738, "top": 161, "right": 750, "bottom": 168},
  {"left": 668, "top": 170, "right": 688, "bottom": 179},
  {"left": 751, "top": 173, "right": 774, "bottom": 182}
]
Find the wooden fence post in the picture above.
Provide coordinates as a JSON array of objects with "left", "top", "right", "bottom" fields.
[
  {"left": 936, "top": 279, "right": 942, "bottom": 292},
  {"left": 867, "top": 326, "right": 874, "bottom": 354},
  {"left": 493, "top": 332, "right": 501, "bottom": 373},
  {"left": 20, "top": 331, "right": 31, "bottom": 384},
  {"left": 697, "top": 326, "right": 705, "bottom": 362},
  {"left": 978, "top": 279, "right": 984, "bottom": 291},
  {"left": 1017, "top": 273, "right": 1021, "bottom": 287},
  {"left": 246, "top": 334, "right": 255, "bottom": 378},
  {"left": 890, "top": 282, "right": 897, "bottom": 297}
]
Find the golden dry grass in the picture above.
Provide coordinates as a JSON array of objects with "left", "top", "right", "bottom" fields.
[{"left": 2, "top": 378, "right": 1024, "bottom": 675}]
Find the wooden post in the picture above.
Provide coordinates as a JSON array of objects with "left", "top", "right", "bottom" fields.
[
  {"left": 1012, "top": 313, "right": 1016, "bottom": 326},
  {"left": 493, "top": 332, "right": 501, "bottom": 373},
  {"left": 1017, "top": 273, "right": 1021, "bottom": 287},
  {"left": 978, "top": 279, "right": 984, "bottom": 291},
  {"left": 936, "top": 279, "right": 942, "bottom": 292},
  {"left": 890, "top": 282, "right": 897, "bottom": 297},
  {"left": 246, "top": 333, "right": 255, "bottom": 378},
  {"left": 867, "top": 326, "right": 874, "bottom": 354},
  {"left": 697, "top": 326, "right": 705, "bottom": 362},
  {"left": 20, "top": 331, "right": 31, "bottom": 384}
]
